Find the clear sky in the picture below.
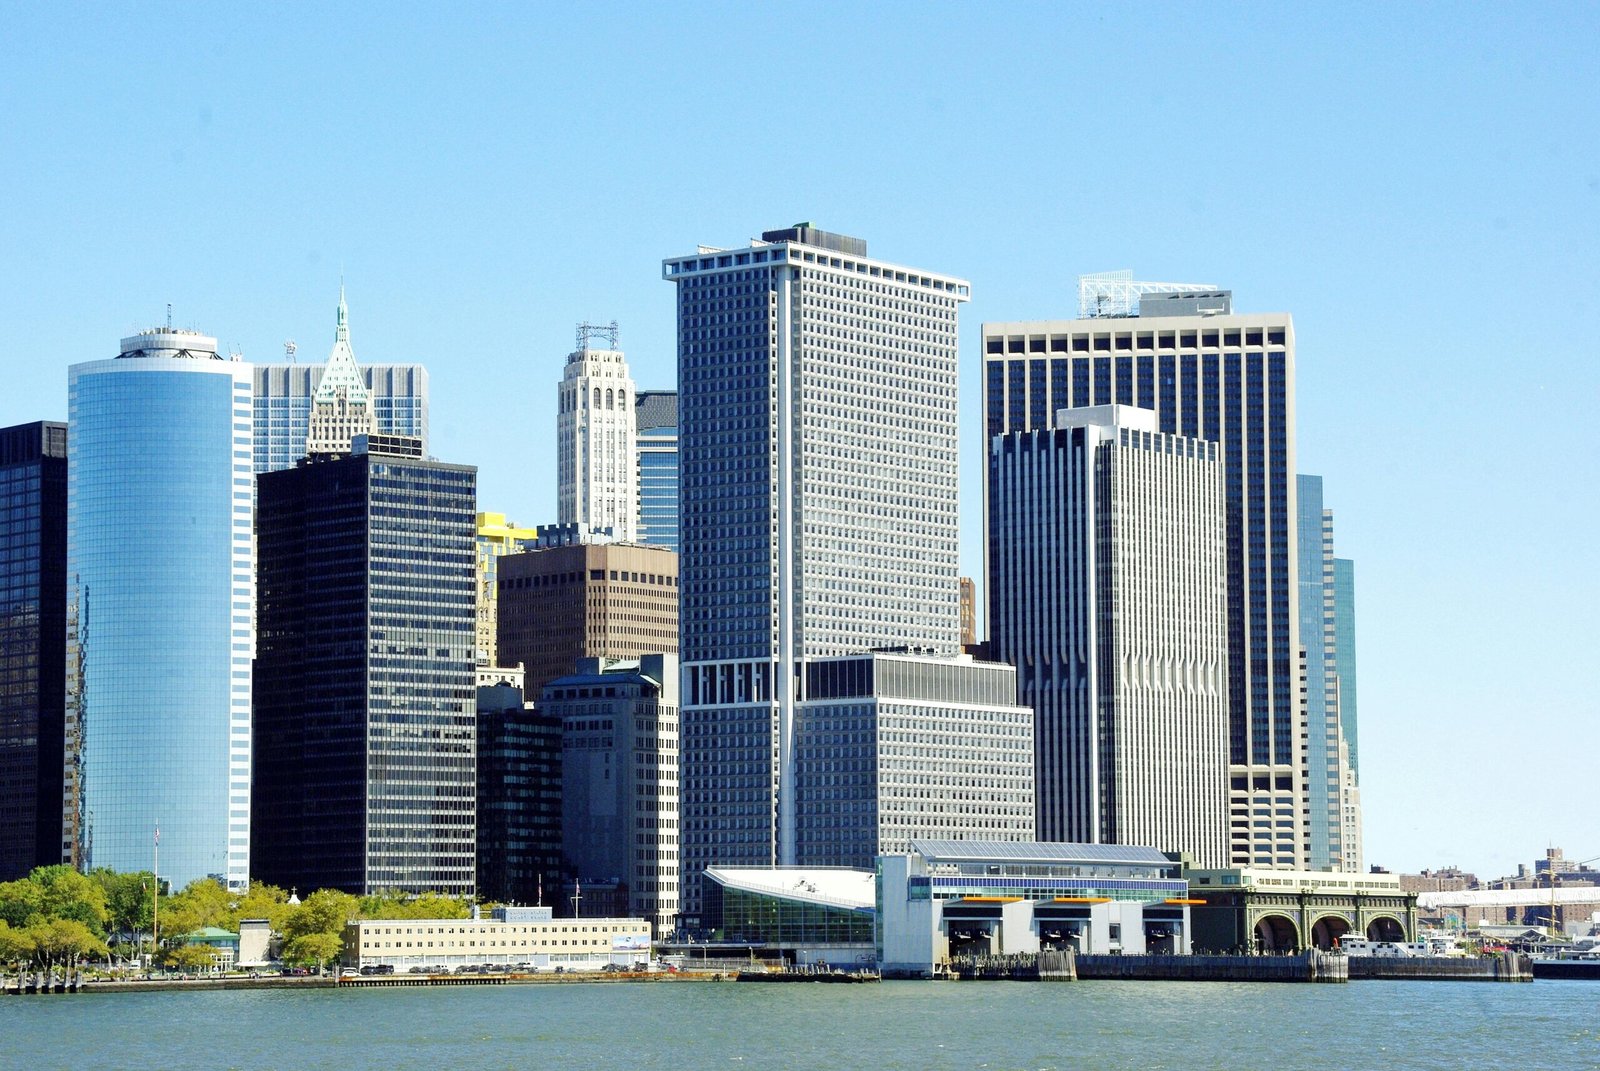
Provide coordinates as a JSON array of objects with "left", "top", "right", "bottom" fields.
[{"left": 3, "top": 3, "right": 1596, "bottom": 879}]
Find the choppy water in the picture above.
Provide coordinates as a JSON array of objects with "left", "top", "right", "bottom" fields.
[{"left": 8, "top": 979, "right": 1598, "bottom": 1070}]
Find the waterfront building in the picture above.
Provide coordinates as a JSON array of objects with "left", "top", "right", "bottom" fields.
[
  {"left": 67, "top": 329, "right": 254, "bottom": 890},
  {"left": 475, "top": 512, "right": 539, "bottom": 667},
  {"left": 0, "top": 422, "right": 67, "bottom": 879},
  {"left": 700, "top": 867, "right": 877, "bottom": 964},
  {"left": 253, "top": 355, "right": 428, "bottom": 474},
  {"left": 983, "top": 276, "right": 1304, "bottom": 869},
  {"left": 557, "top": 324, "right": 637, "bottom": 541},
  {"left": 304, "top": 287, "right": 378, "bottom": 457},
  {"left": 253, "top": 434, "right": 477, "bottom": 896},
  {"left": 1297, "top": 475, "right": 1363, "bottom": 872},
  {"left": 476, "top": 671, "right": 563, "bottom": 908},
  {"left": 542, "top": 654, "right": 680, "bottom": 935},
  {"left": 1184, "top": 867, "right": 1415, "bottom": 952},
  {"left": 635, "top": 389, "right": 679, "bottom": 551},
  {"left": 988, "top": 404, "right": 1229, "bottom": 867},
  {"left": 342, "top": 904, "right": 652, "bottom": 971},
  {"left": 495, "top": 541, "right": 677, "bottom": 694},
  {"left": 879, "top": 841, "right": 1193, "bottom": 975},
  {"left": 667, "top": 225, "right": 1048, "bottom": 923}
]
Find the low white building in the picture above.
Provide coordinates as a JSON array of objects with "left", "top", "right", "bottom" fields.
[{"left": 342, "top": 905, "right": 652, "bottom": 971}]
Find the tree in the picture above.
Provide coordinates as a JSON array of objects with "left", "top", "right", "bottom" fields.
[
  {"left": 91, "top": 869, "right": 154, "bottom": 940},
  {"left": 283, "top": 888, "right": 360, "bottom": 941},
  {"left": 282, "top": 932, "right": 343, "bottom": 970},
  {"left": 229, "top": 882, "right": 292, "bottom": 933},
  {"left": 166, "top": 942, "right": 219, "bottom": 972},
  {"left": 0, "top": 920, "right": 36, "bottom": 968},
  {"left": 29, "top": 865, "right": 109, "bottom": 935},
  {"left": 27, "top": 918, "right": 107, "bottom": 969},
  {"left": 361, "top": 891, "right": 471, "bottom": 921}
]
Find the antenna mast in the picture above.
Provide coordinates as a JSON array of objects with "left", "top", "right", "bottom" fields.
[
  {"left": 576, "top": 321, "right": 620, "bottom": 351},
  {"left": 284, "top": 340, "right": 298, "bottom": 364}
]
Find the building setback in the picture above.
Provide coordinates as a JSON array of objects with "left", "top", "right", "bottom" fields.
[
  {"left": 253, "top": 435, "right": 477, "bottom": 895},
  {"left": 988, "top": 405, "right": 1229, "bottom": 867},
  {"left": 665, "top": 225, "right": 1031, "bottom": 922},
  {"left": 68, "top": 330, "right": 254, "bottom": 890},
  {"left": 0, "top": 422, "right": 67, "bottom": 879},
  {"left": 542, "top": 655, "right": 680, "bottom": 935},
  {"left": 495, "top": 542, "right": 678, "bottom": 696},
  {"left": 634, "top": 389, "right": 679, "bottom": 552},
  {"left": 476, "top": 673, "right": 563, "bottom": 908},
  {"left": 983, "top": 282, "right": 1303, "bottom": 869},
  {"left": 253, "top": 363, "right": 428, "bottom": 474}
]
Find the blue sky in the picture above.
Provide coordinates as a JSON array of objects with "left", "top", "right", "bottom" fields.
[{"left": 3, "top": 3, "right": 1596, "bottom": 878}]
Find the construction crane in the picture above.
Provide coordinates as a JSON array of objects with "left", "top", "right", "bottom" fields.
[{"left": 576, "top": 321, "right": 619, "bottom": 351}]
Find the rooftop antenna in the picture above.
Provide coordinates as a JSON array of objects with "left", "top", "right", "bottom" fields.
[
  {"left": 165, "top": 304, "right": 173, "bottom": 331},
  {"left": 284, "top": 340, "right": 298, "bottom": 363},
  {"left": 576, "top": 320, "right": 619, "bottom": 351}
]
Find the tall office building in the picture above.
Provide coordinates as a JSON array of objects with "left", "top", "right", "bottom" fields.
[
  {"left": 0, "top": 422, "right": 67, "bottom": 879},
  {"left": 635, "top": 389, "right": 679, "bottom": 551},
  {"left": 983, "top": 275, "right": 1303, "bottom": 868},
  {"left": 475, "top": 512, "right": 539, "bottom": 667},
  {"left": 1295, "top": 475, "right": 1363, "bottom": 872},
  {"left": 495, "top": 542, "right": 678, "bottom": 696},
  {"left": 557, "top": 325, "right": 637, "bottom": 541},
  {"left": 304, "top": 287, "right": 378, "bottom": 457},
  {"left": 476, "top": 671, "right": 563, "bottom": 908},
  {"left": 253, "top": 362, "right": 428, "bottom": 472},
  {"left": 543, "top": 654, "right": 680, "bottom": 935},
  {"left": 68, "top": 330, "right": 254, "bottom": 890},
  {"left": 989, "top": 405, "right": 1229, "bottom": 867},
  {"left": 666, "top": 225, "right": 1031, "bottom": 921},
  {"left": 253, "top": 434, "right": 477, "bottom": 895},
  {"left": 957, "top": 577, "right": 978, "bottom": 650}
]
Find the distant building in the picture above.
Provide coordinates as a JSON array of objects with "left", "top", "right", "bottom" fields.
[
  {"left": 635, "top": 389, "right": 678, "bottom": 551},
  {"left": 542, "top": 654, "right": 680, "bottom": 935},
  {"left": 989, "top": 405, "right": 1229, "bottom": 867},
  {"left": 343, "top": 905, "right": 652, "bottom": 971},
  {"left": 476, "top": 675, "right": 563, "bottom": 908},
  {"left": 957, "top": 577, "right": 976, "bottom": 649},
  {"left": 253, "top": 435, "right": 477, "bottom": 896},
  {"left": 475, "top": 512, "right": 540, "bottom": 667},
  {"left": 557, "top": 326, "right": 637, "bottom": 541},
  {"left": 68, "top": 328, "right": 253, "bottom": 890},
  {"left": 0, "top": 421, "right": 67, "bottom": 879},
  {"left": 304, "top": 288, "right": 378, "bottom": 457},
  {"left": 495, "top": 542, "right": 678, "bottom": 695}
]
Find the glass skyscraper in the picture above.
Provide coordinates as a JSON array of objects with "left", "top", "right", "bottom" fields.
[
  {"left": 253, "top": 364, "right": 428, "bottom": 473},
  {"left": 983, "top": 285, "right": 1303, "bottom": 869},
  {"left": 68, "top": 331, "right": 254, "bottom": 891},
  {"left": 634, "top": 389, "right": 678, "bottom": 551},
  {"left": 0, "top": 421, "right": 67, "bottom": 879}
]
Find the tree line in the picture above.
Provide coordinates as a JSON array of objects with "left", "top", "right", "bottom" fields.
[{"left": 0, "top": 865, "right": 471, "bottom": 973}]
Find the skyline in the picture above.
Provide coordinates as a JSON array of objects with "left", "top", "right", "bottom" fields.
[{"left": 3, "top": 5, "right": 1597, "bottom": 877}]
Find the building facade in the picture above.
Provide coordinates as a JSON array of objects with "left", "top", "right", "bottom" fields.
[
  {"left": 495, "top": 542, "right": 678, "bottom": 695},
  {"left": 304, "top": 287, "right": 378, "bottom": 457},
  {"left": 1185, "top": 867, "right": 1414, "bottom": 952},
  {"left": 474, "top": 512, "right": 539, "bottom": 667},
  {"left": 983, "top": 281, "right": 1303, "bottom": 869},
  {"left": 542, "top": 655, "right": 680, "bottom": 935},
  {"left": 557, "top": 329, "right": 637, "bottom": 541},
  {"left": 634, "top": 389, "right": 679, "bottom": 551},
  {"left": 343, "top": 905, "right": 652, "bottom": 971},
  {"left": 253, "top": 363, "right": 428, "bottom": 473},
  {"left": 989, "top": 405, "right": 1229, "bottom": 867},
  {"left": 0, "top": 422, "right": 67, "bottom": 879},
  {"left": 67, "top": 330, "right": 254, "bottom": 890},
  {"left": 476, "top": 674, "right": 563, "bottom": 908},
  {"left": 253, "top": 437, "right": 477, "bottom": 896},
  {"left": 666, "top": 225, "right": 1005, "bottom": 919}
]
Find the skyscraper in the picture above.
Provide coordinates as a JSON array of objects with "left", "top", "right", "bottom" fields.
[
  {"left": 1331, "top": 556, "right": 1362, "bottom": 871},
  {"left": 0, "top": 422, "right": 67, "bottom": 879},
  {"left": 253, "top": 360, "right": 428, "bottom": 473},
  {"left": 476, "top": 671, "right": 563, "bottom": 909},
  {"left": 665, "top": 225, "right": 1030, "bottom": 920},
  {"left": 634, "top": 389, "right": 679, "bottom": 551},
  {"left": 989, "top": 405, "right": 1229, "bottom": 867},
  {"left": 68, "top": 329, "right": 254, "bottom": 890},
  {"left": 253, "top": 434, "right": 477, "bottom": 895},
  {"left": 983, "top": 277, "right": 1303, "bottom": 868},
  {"left": 304, "top": 287, "right": 377, "bottom": 457},
  {"left": 474, "top": 512, "right": 539, "bottom": 668},
  {"left": 557, "top": 324, "right": 637, "bottom": 541}
]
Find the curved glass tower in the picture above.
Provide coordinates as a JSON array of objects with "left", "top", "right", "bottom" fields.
[{"left": 68, "top": 330, "right": 253, "bottom": 891}]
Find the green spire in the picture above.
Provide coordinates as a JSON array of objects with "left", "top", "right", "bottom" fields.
[{"left": 336, "top": 281, "right": 349, "bottom": 344}]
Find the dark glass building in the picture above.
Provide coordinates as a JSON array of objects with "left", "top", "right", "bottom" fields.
[
  {"left": 475, "top": 678, "right": 563, "bottom": 907},
  {"left": 0, "top": 421, "right": 67, "bottom": 879},
  {"left": 253, "top": 436, "right": 477, "bottom": 895}
]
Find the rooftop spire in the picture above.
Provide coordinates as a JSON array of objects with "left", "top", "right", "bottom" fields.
[{"left": 335, "top": 281, "right": 349, "bottom": 344}]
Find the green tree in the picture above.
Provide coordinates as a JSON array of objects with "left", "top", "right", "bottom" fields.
[
  {"left": 0, "top": 919, "right": 36, "bottom": 968},
  {"left": 90, "top": 869, "right": 154, "bottom": 940},
  {"left": 165, "top": 942, "right": 219, "bottom": 972},
  {"left": 29, "top": 865, "right": 109, "bottom": 935},
  {"left": 228, "top": 882, "right": 292, "bottom": 933},
  {"left": 282, "top": 932, "right": 343, "bottom": 970},
  {"left": 27, "top": 918, "right": 108, "bottom": 968},
  {"left": 283, "top": 888, "right": 360, "bottom": 941},
  {"left": 0, "top": 879, "right": 45, "bottom": 929},
  {"left": 361, "top": 891, "right": 471, "bottom": 920}
]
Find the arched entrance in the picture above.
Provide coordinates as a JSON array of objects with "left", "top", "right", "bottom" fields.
[
  {"left": 1310, "top": 914, "right": 1352, "bottom": 950},
  {"left": 1253, "top": 914, "right": 1299, "bottom": 953},
  {"left": 1366, "top": 916, "right": 1405, "bottom": 942}
]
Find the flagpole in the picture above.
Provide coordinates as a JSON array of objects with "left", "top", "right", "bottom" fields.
[{"left": 152, "top": 824, "right": 159, "bottom": 972}]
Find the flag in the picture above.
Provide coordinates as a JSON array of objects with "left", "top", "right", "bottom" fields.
[{"left": 154, "top": 825, "right": 160, "bottom": 847}]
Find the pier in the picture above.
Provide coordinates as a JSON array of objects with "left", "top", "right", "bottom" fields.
[
  {"left": 1348, "top": 952, "right": 1532, "bottom": 982},
  {"left": 1076, "top": 951, "right": 1349, "bottom": 983}
]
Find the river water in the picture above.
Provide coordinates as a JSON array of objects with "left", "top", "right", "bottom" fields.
[{"left": 8, "top": 979, "right": 1598, "bottom": 1070}]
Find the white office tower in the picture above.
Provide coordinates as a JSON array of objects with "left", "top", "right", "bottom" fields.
[
  {"left": 984, "top": 277, "right": 1304, "bottom": 868},
  {"left": 989, "top": 405, "right": 1229, "bottom": 868},
  {"left": 665, "top": 225, "right": 1031, "bottom": 924},
  {"left": 557, "top": 323, "right": 638, "bottom": 542},
  {"left": 305, "top": 287, "right": 378, "bottom": 457}
]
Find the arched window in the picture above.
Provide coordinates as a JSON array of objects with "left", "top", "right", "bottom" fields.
[
  {"left": 606, "top": 389, "right": 614, "bottom": 409},
  {"left": 618, "top": 390, "right": 627, "bottom": 410},
  {"left": 593, "top": 388, "right": 601, "bottom": 408}
]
